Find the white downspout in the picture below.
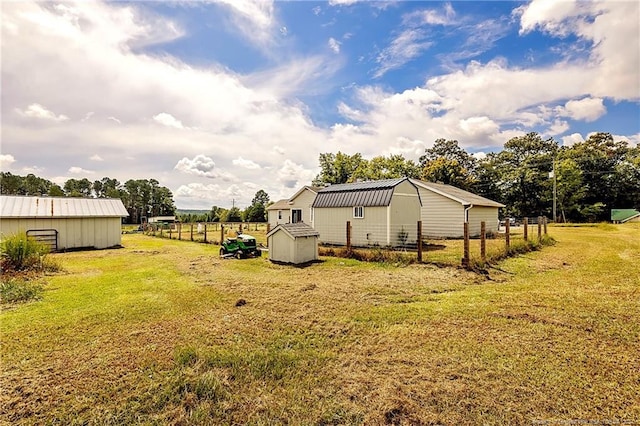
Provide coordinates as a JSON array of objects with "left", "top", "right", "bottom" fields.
[{"left": 464, "top": 204, "right": 473, "bottom": 224}]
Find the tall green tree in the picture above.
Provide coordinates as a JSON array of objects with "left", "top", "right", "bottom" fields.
[
  {"left": 64, "top": 178, "right": 92, "bottom": 197},
  {"left": 352, "top": 154, "right": 419, "bottom": 181},
  {"left": 419, "top": 139, "right": 477, "bottom": 190},
  {"left": 493, "top": 132, "right": 558, "bottom": 218},
  {"left": 312, "top": 152, "right": 365, "bottom": 186}
]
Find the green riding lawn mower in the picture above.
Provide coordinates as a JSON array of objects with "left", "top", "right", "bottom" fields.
[{"left": 220, "top": 234, "right": 262, "bottom": 259}]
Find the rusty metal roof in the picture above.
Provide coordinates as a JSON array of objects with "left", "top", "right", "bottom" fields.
[
  {"left": 312, "top": 178, "right": 407, "bottom": 208},
  {"left": 0, "top": 196, "right": 129, "bottom": 218}
]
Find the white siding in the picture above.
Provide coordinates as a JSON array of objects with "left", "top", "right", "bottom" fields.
[
  {"left": 267, "top": 231, "right": 318, "bottom": 264},
  {"left": 468, "top": 206, "right": 500, "bottom": 236},
  {"left": 289, "top": 189, "right": 316, "bottom": 225},
  {"left": 314, "top": 206, "right": 389, "bottom": 246},
  {"left": 388, "top": 180, "right": 421, "bottom": 245},
  {"left": 418, "top": 188, "right": 465, "bottom": 238},
  {"left": 0, "top": 217, "right": 123, "bottom": 250},
  {"left": 268, "top": 209, "right": 290, "bottom": 228}
]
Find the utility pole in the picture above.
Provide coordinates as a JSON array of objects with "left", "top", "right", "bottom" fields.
[{"left": 552, "top": 158, "right": 557, "bottom": 223}]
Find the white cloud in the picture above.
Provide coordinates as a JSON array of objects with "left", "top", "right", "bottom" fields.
[
  {"left": 68, "top": 166, "right": 95, "bottom": 174},
  {"left": 405, "top": 3, "right": 456, "bottom": 26},
  {"left": 153, "top": 112, "right": 184, "bottom": 129},
  {"left": 232, "top": 157, "right": 261, "bottom": 170},
  {"left": 559, "top": 97, "right": 606, "bottom": 122},
  {"left": 16, "top": 103, "right": 69, "bottom": 122},
  {"left": 547, "top": 119, "right": 570, "bottom": 136},
  {"left": 216, "top": 0, "right": 276, "bottom": 48},
  {"left": 472, "top": 151, "right": 487, "bottom": 160},
  {"left": 89, "top": 154, "right": 103, "bottom": 161},
  {"left": 81, "top": 112, "right": 94, "bottom": 122},
  {"left": 277, "top": 159, "right": 315, "bottom": 189},
  {"left": 613, "top": 133, "right": 640, "bottom": 148},
  {"left": 374, "top": 29, "right": 433, "bottom": 78},
  {"left": 174, "top": 155, "right": 217, "bottom": 178},
  {"left": 329, "top": 0, "right": 359, "bottom": 6},
  {"left": 0, "top": 154, "right": 16, "bottom": 169},
  {"left": 328, "top": 37, "right": 341, "bottom": 54},
  {"left": 561, "top": 133, "right": 584, "bottom": 147},
  {"left": 107, "top": 117, "right": 121, "bottom": 124}
]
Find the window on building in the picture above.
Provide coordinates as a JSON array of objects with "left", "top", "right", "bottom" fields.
[
  {"left": 353, "top": 206, "right": 364, "bottom": 218},
  {"left": 278, "top": 211, "right": 282, "bottom": 220}
]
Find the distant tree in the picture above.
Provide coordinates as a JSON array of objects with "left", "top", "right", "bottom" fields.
[
  {"left": 251, "top": 190, "right": 270, "bottom": 207},
  {"left": 48, "top": 184, "right": 65, "bottom": 197},
  {"left": 64, "top": 178, "right": 92, "bottom": 197},
  {"left": 223, "top": 207, "right": 242, "bottom": 223},
  {"left": 313, "top": 152, "right": 365, "bottom": 186},
  {"left": 554, "top": 158, "right": 585, "bottom": 222},
  {"left": 419, "top": 139, "right": 477, "bottom": 190},
  {"left": 210, "top": 206, "right": 225, "bottom": 222},
  {"left": 352, "top": 154, "right": 419, "bottom": 181},
  {"left": 419, "top": 139, "right": 477, "bottom": 172},
  {"left": 0, "top": 172, "right": 25, "bottom": 195},
  {"left": 492, "top": 132, "right": 558, "bottom": 218}
]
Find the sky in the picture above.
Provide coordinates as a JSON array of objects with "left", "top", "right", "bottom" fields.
[{"left": 1, "top": 0, "right": 639, "bottom": 209}]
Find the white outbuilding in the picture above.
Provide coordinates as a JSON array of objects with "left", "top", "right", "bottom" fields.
[
  {"left": 266, "top": 222, "right": 320, "bottom": 264},
  {"left": 409, "top": 179, "right": 505, "bottom": 238},
  {"left": 0, "top": 195, "right": 129, "bottom": 251}
]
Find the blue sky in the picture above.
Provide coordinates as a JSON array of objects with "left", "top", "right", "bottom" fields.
[{"left": 1, "top": 0, "right": 639, "bottom": 209}]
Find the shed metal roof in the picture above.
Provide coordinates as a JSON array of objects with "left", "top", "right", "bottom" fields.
[
  {"left": 266, "top": 222, "right": 319, "bottom": 239},
  {"left": 312, "top": 178, "right": 407, "bottom": 208},
  {"left": 611, "top": 209, "right": 640, "bottom": 222},
  {"left": 409, "top": 179, "right": 505, "bottom": 208},
  {"left": 0, "top": 196, "right": 129, "bottom": 218}
]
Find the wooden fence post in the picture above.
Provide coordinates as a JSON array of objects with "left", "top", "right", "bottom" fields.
[
  {"left": 190, "top": 223, "right": 194, "bottom": 241},
  {"left": 178, "top": 223, "right": 182, "bottom": 240},
  {"left": 204, "top": 223, "right": 208, "bottom": 243},
  {"left": 346, "top": 221, "right": 352, "bottom": 252},
  {"left": 169, "top": 226, "right": 172, "bottom": 240},
  {"left": 543, "top": 217, "right": 548, "bottom": 235},
  {"left": 417, "top": 220, "right": 423, "bottom": 263},
  {"left": 523, "top": 217, "right": 528, "bottom": 241},
  {"left": 505, "top": 219, "right": 510, "bottom": 250},
  {"left": 480, "top": 221, "right": 486, "bottom": 263},
  {"left": 239, "top": 223, "right": 243, "bottom": 234},
  {"left": 220, "top": 224, "right": 224, "bottom": 245},
  {"left": 462, "top": 222, "right": 470, "bottom": 267},
  {"left": 537, "top": 217, "right": 542, "bottom": 242}
]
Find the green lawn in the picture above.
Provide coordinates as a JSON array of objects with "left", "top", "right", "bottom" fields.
[{"left": 1, "top": 224, "right": 638, "bottom": 424}]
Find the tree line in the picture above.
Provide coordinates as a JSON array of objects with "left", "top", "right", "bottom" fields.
[
  {"left": 0, "top": 174, "right": 176, "bottom": 224},
  {"left": 312, "top": 132, "right": 640, "bottom": 222},
  {"left": 176, "top": 190, "right": 271, "bottom": 223}
]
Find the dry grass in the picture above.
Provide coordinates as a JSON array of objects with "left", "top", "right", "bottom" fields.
[{"left": 1, "top": 224, "right": 639, "bottom": 424}]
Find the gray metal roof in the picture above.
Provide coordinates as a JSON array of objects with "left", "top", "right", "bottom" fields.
[
  {"left": 409, "top": 179, "right": 505, "bottom": 208},
  {"left": 0, "top": 196, "right": 129, "bottom": 218},
  {"left": 267, "top": 222, "right": 319, "bottom": 239},
  {"left": 312, "top": 178, "right": 407, "bottom": 208}
]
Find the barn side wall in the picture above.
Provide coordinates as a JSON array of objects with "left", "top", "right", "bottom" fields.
[
  {"left": 468, "top": 206, "right": 500, "bottom": 236},
  {"left": 418, "top": 189, "right": 465, "bottom": 238},
  {"left": 0, "top": 217, "right": 123, "bottom": 250}
]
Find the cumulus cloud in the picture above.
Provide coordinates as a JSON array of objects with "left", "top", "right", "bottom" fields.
[
  {"left": 558, "top": 97, "right": 606, "bottom": 122},
  {"left": 16, "top": 103, "right": 69, "bottom": 122},
  {"left": 153, "top": 112, "right": 184, "bottom": 129},
  {"left": 404, "top": 3, "right": 456, "bottom": 26},
  {"left": 174, "top": 155, "right": 217, "bottom": 178},
  {"left": 0, "top": 154, "right": 16, "bottom": 169},
  {"left": 277, "top": 159, "right": 315, "bottom": 189},
  {"left": 232, "top": 157, "right": 261, "bottom": 169},
  {"left": 216, "top": 0, "right": 277, "bottom": 48},
  {"left": 561, "top": 133, "right": 584, "bottom": 147}
]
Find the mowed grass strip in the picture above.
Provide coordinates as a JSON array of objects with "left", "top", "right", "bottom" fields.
[{"left": 1, "top": 225, "right": 639, "bottom": 424}]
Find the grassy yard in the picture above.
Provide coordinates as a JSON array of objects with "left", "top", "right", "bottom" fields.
[{"left": 1, "top": 224, "right": 638, "bottom": 424}]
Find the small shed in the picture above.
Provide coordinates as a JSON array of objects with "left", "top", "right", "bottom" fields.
[
  {"left": 266, "top": 222, "right": 319, "bottom": 264},
  {"left": 611, "top": 209, "right": 640, "bottom": 223},
  {"left": 0, "top": 195, "right": 129, "bottom": 250}
]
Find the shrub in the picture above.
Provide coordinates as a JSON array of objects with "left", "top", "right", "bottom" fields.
[
  {"left": 1, "top": 232, "right": 50, "bottom": 272},
  {"left": 0, "top": 278, "right": 43, "bottom": 304}
]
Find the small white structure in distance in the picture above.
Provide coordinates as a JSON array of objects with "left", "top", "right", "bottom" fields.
[{"left": 266, "top": 222, "right": 320, "bottom": 264}]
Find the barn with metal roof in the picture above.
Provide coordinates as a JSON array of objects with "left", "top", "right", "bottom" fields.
[
  {"left": 311, "top": 178, "right": 421, "bottom": 247},
  {"left": 0, "top": 195, "right": 128, "bottom": 251}
]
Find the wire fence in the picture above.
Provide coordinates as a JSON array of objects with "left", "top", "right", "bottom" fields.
[{"left": 136, "top": 217, "right": 551, "bottom": 268}]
